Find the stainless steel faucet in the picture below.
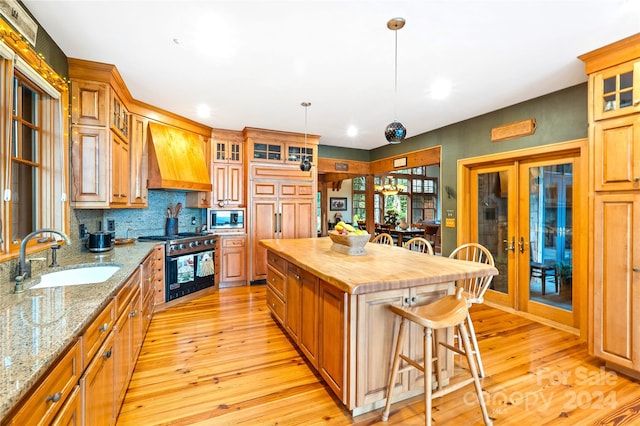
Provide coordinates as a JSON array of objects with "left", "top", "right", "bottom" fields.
[{"left": 17, "top": 228, "right": 72, "bottom": 282}]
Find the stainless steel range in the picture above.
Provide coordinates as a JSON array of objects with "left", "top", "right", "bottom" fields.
[{"left": 138, "top": 233, "right": 218, "bottom": 302}]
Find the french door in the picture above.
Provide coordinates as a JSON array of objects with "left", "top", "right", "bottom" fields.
[{"left": 462, "top": 143, "right": 586, "bottom": 329}]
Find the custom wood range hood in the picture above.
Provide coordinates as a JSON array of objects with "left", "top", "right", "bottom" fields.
[{"left": 147, "top": 122, "right": 212, "bottom": 192}]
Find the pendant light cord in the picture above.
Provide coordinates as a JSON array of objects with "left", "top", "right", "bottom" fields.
[{"left": 393, "top": 27, "right": 398, "bottom": 120}]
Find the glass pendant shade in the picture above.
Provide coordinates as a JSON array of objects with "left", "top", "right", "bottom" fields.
[{"left": 385, "top": 120, "right": 406, "bottom": 144}]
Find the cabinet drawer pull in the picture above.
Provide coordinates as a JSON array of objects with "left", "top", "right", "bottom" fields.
[
  {"left": 99, "top": 323, "right": 108, "bottom": 332},
  {"left": 103, "top": 349, "right": 112, "bottom": 359},
  {"left": 46, "top": 392, "right": 62, "bottom": 403},
  {"left": 295, "top": 274, "right": 301, "bottom": 280}
]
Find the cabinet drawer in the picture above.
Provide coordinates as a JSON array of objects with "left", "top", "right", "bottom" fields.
[
  {"left": 82, "top": 300, "right": 115, "bottom": 367},
  {"left": 222, "top": 236, "right": 246, "bottom": 248},
  {"left": 115, "top": 267, "right": 140, "bottom": 317},
  {"left": 266, "top": 287, "right": 285, "bottom": 325},
  {"left": 6, "top": 341, "right": 82, "bottom": 426},
  {"left": 267, "top": 266, "right": 285, "bottom": 298},
  {"left": 267, "top": 252, "right": 287, "bottom": 275}
]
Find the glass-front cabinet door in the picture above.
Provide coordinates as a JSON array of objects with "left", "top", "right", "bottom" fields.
[{"left": 593, "top": 59, "right": 640, "bottom": 120}]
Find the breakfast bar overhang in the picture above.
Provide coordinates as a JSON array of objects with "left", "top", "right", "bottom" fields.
[{"left": 260, "top": 237, "right": 498, "bottom": 415}]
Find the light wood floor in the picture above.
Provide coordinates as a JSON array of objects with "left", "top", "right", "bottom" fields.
[{"left": 117, "top": 285, "right": 640, "bottom": 425}]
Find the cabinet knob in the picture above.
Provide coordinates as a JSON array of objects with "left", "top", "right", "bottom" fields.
[
  {"left": 633, "top": 267, "right": 640, "bottom": 272},
  {"left": 130, "top": 310, "right": 138, "bottom": 317},
  {"left": 103, "top": 349, "right": 112, "bottom": 359},
  {"left": 634, "top": 177, "right": 640, "bottom": 182},
  {"left": 99, "top": 323, "right": 108, "bottom": 332},
  {"left": 634, "top": 99, "right": 640, "bottom": 106},
  {"left": 46, "top": 392, "right": 62, "bottom": 403}
]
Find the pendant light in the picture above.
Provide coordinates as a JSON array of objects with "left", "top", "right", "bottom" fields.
[
  {"left": 300, "top": 101, "right": 312, "bottom": 172},
  {"left": 384, "top": 17, "right": 406, "bottom": 144}
]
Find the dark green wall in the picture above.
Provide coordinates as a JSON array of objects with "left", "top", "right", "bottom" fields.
[{"left": 319, "top": 83, "right": 588, "bottom": 252}]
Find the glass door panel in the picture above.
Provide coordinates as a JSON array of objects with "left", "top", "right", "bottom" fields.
[
  {"left": 519, "top": 159, "right": 575, "bottom": 326},
  {"left": 470, "top": 165, "right": 517, "bottom": 308}
]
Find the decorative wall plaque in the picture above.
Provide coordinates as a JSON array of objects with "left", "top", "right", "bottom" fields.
[
  {"left": 393, "top": 157, "right": 407, "bottom": 168},
  {"left": 491, "top": 118, "right": 537, "bottom": 142},
  {"left": 334, "top": 162, "right": 349, "bottom": 171},
  {"left": 0, "top": 0, "right": 37, "bottom": 45}
]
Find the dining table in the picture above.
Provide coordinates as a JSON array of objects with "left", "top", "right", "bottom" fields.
[{"left": 375, "top": 226, "right": 426, "bottom": 246}]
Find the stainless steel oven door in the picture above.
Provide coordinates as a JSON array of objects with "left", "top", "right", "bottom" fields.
[{"left": 165, "top": 249, "right": 215, "bottom": 301}]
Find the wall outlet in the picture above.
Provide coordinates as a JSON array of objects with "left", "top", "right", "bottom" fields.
[
  {"left": 107, "top": 219, "right": 116, "bottom": 232},
  {"left": 79, "top": 224, "right": 87, "bottom": 239}
]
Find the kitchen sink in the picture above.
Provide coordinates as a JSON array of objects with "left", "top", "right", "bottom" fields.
[{"left": 30, "top": 265, "right": 121, "bottom": 289}]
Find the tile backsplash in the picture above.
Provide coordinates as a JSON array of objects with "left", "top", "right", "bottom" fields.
[{"left": 73, "top": 191, "right": 207, "bottom": 239}]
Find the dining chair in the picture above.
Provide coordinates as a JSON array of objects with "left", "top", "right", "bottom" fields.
[
  {"left": 448, "top": 242, "right": 495, "bottom": 377},
  {"left": 371, "top": 233, "right": 394, "bottom": 245},
  {"left": 402, "top": 237, "right": 434, "bottom": 255},
  {"left": 381, "top": 287, "right": 492, "bottom": 425}
]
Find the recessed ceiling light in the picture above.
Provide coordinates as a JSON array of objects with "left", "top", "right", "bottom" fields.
[
  {"left": 347, "top": 125, "right": 358, "bottom": 137},
  {"left": 430, "top": 79, "right": 452, "bottom": 100},
  {"left": 173, "top": 38, "right": 181, "bottom": 45},
  {"left": 196, "top": 104, "right": 210, "bottom": 118}
]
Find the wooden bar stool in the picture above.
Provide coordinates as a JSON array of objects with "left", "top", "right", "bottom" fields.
[{"left": 381, "top": 287, "right": 492, "bottom": 426}]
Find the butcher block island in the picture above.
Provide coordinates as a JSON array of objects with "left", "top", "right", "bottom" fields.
[{"left": 260, "top": 237, "right": 498, "bottom": 415}]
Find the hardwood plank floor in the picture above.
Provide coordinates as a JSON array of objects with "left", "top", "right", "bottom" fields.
[{"left": 117, "top": 285, "right": 640, "bottom": 425}]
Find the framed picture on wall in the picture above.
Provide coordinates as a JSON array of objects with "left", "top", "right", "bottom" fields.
[{"left": 330, "top": 197, "right": 347, "bottom": 211}]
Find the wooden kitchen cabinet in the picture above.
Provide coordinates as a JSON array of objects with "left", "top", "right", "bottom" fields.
[
  {"left": 580, "top": 33, "right": 640, "bottom": 378},
  {"left": 129, "top": 114, "right": 149, "bottom": 207},
  {"left": 113, "top": 268, "right": 142, "bottom": 415},
  {"left": 244, "top": 128, "right": 319, "bottom": 283},
  {"left": 591, "top": 59, "right": 640, "bottom": 121},
  {"left": 266, "top": 252, "right": 286, "bottom": 324},
  {"left": 110, "top": 91, "right": 129, "bottom": 141},
  {"left": 3, "top": 341, "right": 82, "bottom": 426},
  {"left": 249, "top": 166, "right": 316, "bottom": 282},
  {"left": 355, "top": 283, "right": 451, "bottom": 408},
  {"left": 317, "top": 280, "right": 347, "bottom": 402},
  {"left": 70, "top": 126, "right": 109, "bottom": 207},
  {"left": 81, "top": 332, "right": 115, "bottom": 426},
  {"left": 213, "top": 163, "right": 243, "bottom": 207},
  {"left": 219, "top": 234, "right": 247, "bottom": 286},
  {"left": 594, "top": 115, "right": 640, "bottom": 191},
  {"left": 285, "top": 265, "right": 318, "bottom": 366},
  {"left": 50, "top": 385, "right": 81, "bottom": 426},
  {"left": 110, "top": 132, "right": 130, "bottom": 205},
  {"left": 592, "top": 193, "right": 640, "bottom": 372},
  {"left": 210, "top": 129, "right": 244, "bottom": 208},
  {"left": 71, "top": 80, "right": 108, "bottom": 127}
]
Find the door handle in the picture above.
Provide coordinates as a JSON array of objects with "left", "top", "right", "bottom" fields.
[
  {"left": 518, "top": 237, "right": 526, "bottom": 253},
  {"left": 503, "top": 237, "right": 515, "bottom": 252}
]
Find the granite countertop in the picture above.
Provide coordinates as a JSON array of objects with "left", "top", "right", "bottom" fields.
[
  {"left": 260, "top": 237, "right": 498, "bottom": 294},
  {"left": 0, "top": 241, "right": 158, "bottom": 420}
]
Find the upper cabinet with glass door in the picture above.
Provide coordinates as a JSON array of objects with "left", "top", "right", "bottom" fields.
[{"left": 592, "top": 61, "right": 640, "bottom": 121}]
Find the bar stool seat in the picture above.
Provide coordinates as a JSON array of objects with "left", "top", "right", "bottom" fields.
[{"left": 381, "top": 287, "right": 492, "bottom": 426}]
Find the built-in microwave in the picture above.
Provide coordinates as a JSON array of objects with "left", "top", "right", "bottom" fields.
[{"left": 207, "top": 208, "right": 245, "bottom": 231}]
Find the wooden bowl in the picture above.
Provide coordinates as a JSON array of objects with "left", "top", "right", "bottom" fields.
[{"left": 328, "top": 231, "right": 370, "bottom": 256}]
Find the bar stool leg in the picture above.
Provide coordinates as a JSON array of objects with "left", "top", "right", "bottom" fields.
[
  {"left": 433, "top": 329, "right": 444, "bottom": 391},
  {"left": 424, "top": 326, "right": 434, "bottom": 426},
  {"left": 381, "top": 317, "right": 407, "bottom": 421},
  {"left": 466, "top": 312, "right": 485, "bottom": 378},
  {"left": 458, "top": 321, "right": 492, "bottom": 425}
]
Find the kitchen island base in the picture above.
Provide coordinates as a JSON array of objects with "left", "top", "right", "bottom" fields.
[{"left": 261, "top": 237, "right": 497, "bottom": 415}]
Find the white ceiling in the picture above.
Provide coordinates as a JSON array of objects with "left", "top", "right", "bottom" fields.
[{"left": 22, "top": 0, "right": 640, "bottom": 150}]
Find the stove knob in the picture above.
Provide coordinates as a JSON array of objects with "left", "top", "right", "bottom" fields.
[
  {"left": 203, "top": 240, "right": 210, "bottom": 245},
  {"left": 189, "top": 241, "right": 196, "bottom": 248},
  {"left": 179, "top": 243, "right": 186, "bottom": 250},
  {"left": 194, "top": 240, "right": 201, "bottom": 246}
]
